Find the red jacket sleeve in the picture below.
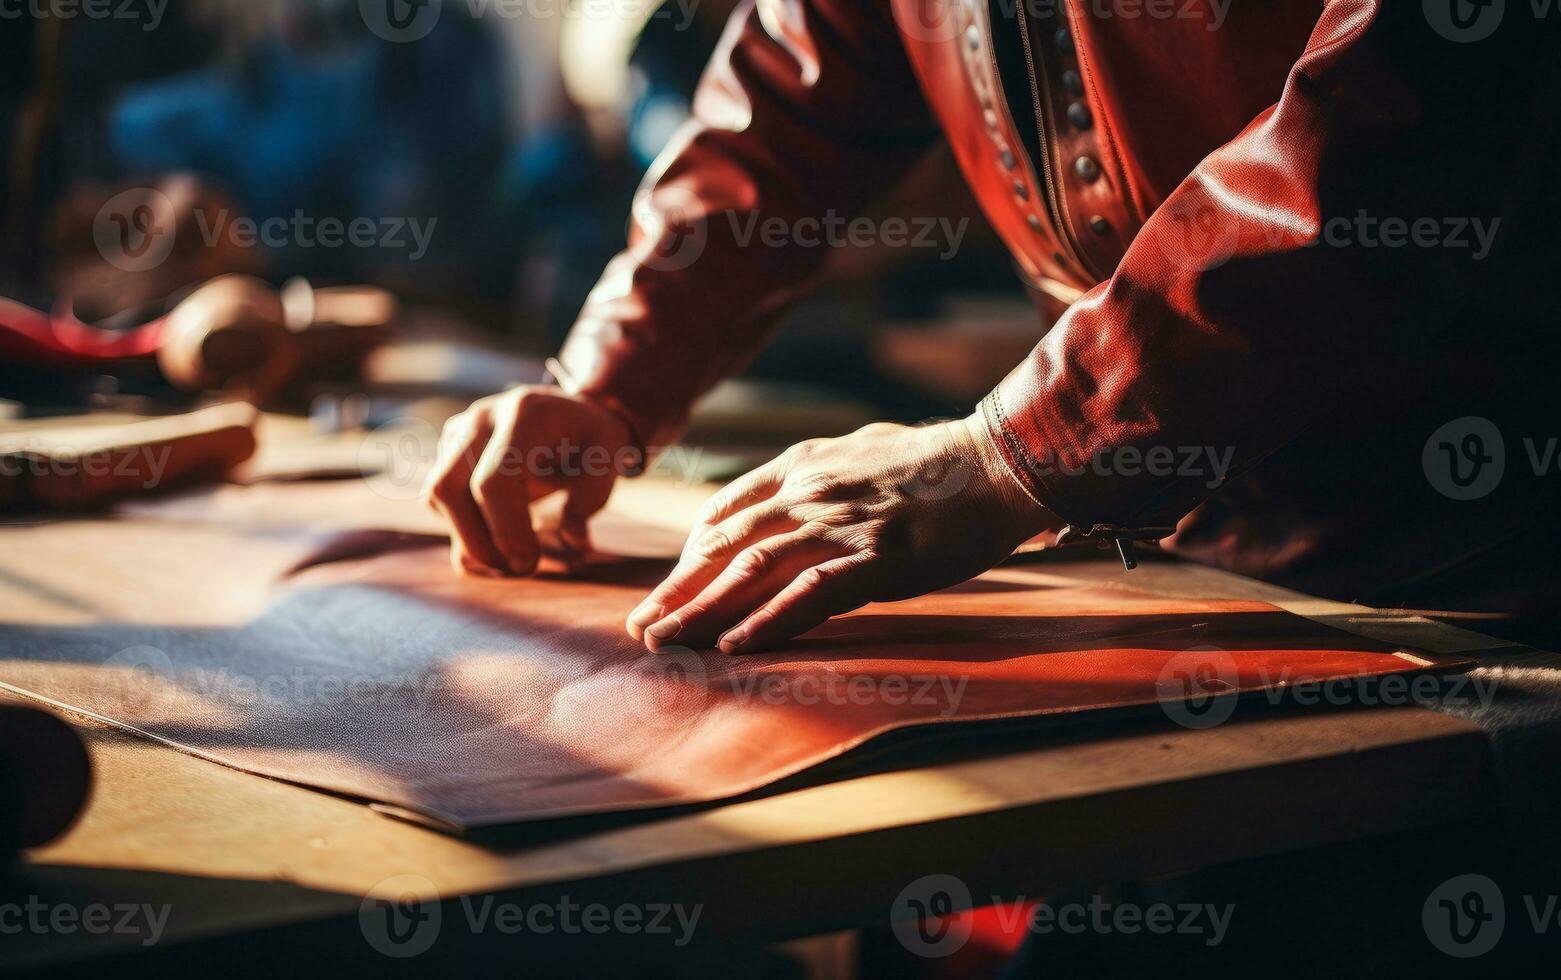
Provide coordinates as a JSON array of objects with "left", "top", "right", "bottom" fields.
[
  {"left": 981, "top": 0, "right": 1548, "bottom": 533},
  {"left": 556, "top": 0, "right": 940, "bottom": 450}
]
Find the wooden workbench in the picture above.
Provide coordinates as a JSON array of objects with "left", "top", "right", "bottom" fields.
[{"left": 0, "top": 414, "right": 1513, "bottom": 975}]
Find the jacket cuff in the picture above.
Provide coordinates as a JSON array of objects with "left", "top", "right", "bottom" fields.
[
  {"left": 553, "top": 328, "right": 686, "bottom": 468},
  {"left": 980, "top": 367, "right": 1197, "bottom": 539},
  {"left": 977, "top": 391, "right": 1049, "bottom": 512}
]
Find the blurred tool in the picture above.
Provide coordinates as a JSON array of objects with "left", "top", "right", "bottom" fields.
[
  {"left": 157, "top": 275, "right": 395, "bottom": 401},
  {"left": 0, "top": 401, "right": 259, "bottom": 512},
  {"left": 1, "top": 275, "right": 395, "bottom": 405}
]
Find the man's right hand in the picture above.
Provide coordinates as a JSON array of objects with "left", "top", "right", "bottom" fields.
[{"left": 423, "top": 386, "right": 635, "bottom": 577}]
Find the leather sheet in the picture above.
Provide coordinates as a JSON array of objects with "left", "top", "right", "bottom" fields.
[{"left": 0, "top": 481, "right": 1467, "bottom": 830}]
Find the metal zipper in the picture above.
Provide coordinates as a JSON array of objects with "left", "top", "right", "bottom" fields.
[{"left": 1006, "top": 3, "right": 1095, "bottom": 279}]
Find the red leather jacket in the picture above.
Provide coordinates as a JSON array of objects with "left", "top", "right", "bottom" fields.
[{"left": 558, "top": 0, "right": 1560, "bottom": 638}]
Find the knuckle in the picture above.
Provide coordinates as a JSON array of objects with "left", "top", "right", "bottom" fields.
[
  {"left": 643, "top": 582, "right": 681, "bottom": 609},
  {"left": 776, "top": 443, "right": 807, "bottom": 471},
  {"left": 494, "top": 443, "right": 527, "bottom": 479},
  {"left": 422, "top": 463, "right": 449, "bottom": 499},
  {"left": 795, "top": 518, "right": 835, "bottom": 541},
  {"left": 796, "top": 564, "right": 833, "bottom": 593},
  {"left": 692, "top": 527, "right": 735, "bottom": 562},
  {"left": 791, "top": 501, "right": 850, "bottom": 527},
  {"left": 510, "top": 387, "right": 541, "bottom": 413},
  {"left": 694, "top": 498, "right": 726, "bottom": 528},
  {"left": 470, "top": 471, "right": 508, "bottom": 507},
  {"left": 431, "top": 468, "right": 468, "bottom": 503},
  {"left": 789, "top": 469, "right": 838, "bottom": 498},
  {"left": 436, "top": 415, "right": 471, "bottom": 455},
  {"left": 731, "top": 545, "right": 775, "bottom": 580}
]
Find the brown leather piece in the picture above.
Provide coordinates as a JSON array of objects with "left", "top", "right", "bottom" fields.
[{"left": 0, "top": 482, "right": 1467, "bottom": 831}]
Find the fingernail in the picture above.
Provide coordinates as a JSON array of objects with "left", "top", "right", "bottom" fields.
[
  {"left": 627, "top": 604, "right": 663, "bottom": 631},
  {"left": 461, "top": 559, "right": 504, "bottom": 578},
  {"left": 645, "top": 617, "right": 681, "bottom": 641},
  {"left": 718, "top": 629, "right": 746, "bottom": 654}
]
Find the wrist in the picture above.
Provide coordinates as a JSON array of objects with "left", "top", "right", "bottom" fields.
[
  {"left": 960, "top": 413, "right": 1057, "bottom": 537},
  {"left": 571, "top": 390, "right": 645, "bottom": 476},
  {"left": 545, "top": 355, "right": 646, "bottom": 474}
]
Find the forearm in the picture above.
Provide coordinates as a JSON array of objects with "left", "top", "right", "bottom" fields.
[{"left": 555, "top": 0, "right": 939, "bottom": 451}]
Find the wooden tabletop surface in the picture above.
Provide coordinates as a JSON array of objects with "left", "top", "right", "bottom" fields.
[{"left": 0, "top": 412, "right": 1509, "bottom": 971}]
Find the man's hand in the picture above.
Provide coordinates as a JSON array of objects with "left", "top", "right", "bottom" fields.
[
  {"left": 424, "top": 386, "right": 634, "bottom": 576},
  {"left": 626, "top": 416, "right": 1055, "bottom": 653}
]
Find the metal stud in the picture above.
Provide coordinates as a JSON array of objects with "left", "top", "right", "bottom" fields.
[
  {"left": 1063, "top": 70, "right": 1083, "bottom": 95},
  {"left": 1013, "top": 181, "right": 1029, "bottom": 201},
  {"left": 1089, "top": 215, "right": 1111, "bottom": 236},
  {"left": 1000, "top": 149, "right": 1017, "bottom": 170},
  {"left": 1066, "top": 102, "right": 1092, "bottom": 130},
  {"left": 1074, "top": 155, "right": 1100, "bottom": 182},
  {"left": 1026, "top": 215, "right": 1044, "bottom": 232},
  {"left": 1054, "top": 28, "right": 1072, "bottom": 52},
  {"left": 966, "top": 25, "right": 981, "bottom": 50}
]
